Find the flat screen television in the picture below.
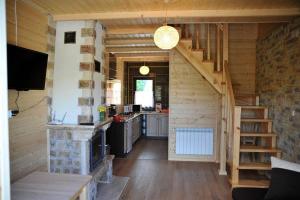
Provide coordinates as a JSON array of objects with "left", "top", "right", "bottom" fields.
[{"left": 7, "top": 44, "right": 48, "bottom": 90}]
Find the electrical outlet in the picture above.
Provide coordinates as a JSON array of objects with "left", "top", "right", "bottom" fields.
[{"left": 8, "top": 110, "right": 12, "bottom": 119}]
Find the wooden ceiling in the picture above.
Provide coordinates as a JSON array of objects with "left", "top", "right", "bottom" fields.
[
  {"left": 29, "top": 0, "right": 300, "bottom": 13},
  {"left": 28, "top": 0, "right": 300, "bottom": 25},
  {"left": 24, "top": 0, "right": 300, "bottom": 59}
]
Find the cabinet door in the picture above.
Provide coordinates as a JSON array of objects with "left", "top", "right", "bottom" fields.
[
  {"left": 158, "top": 115, "right": 169, "bottom": 137},
  {"left": 126, "top": 121, "right": 133, "bottom": 153},
  {"left": 146, "top": 115, "right": 158, "bottom": 136}
]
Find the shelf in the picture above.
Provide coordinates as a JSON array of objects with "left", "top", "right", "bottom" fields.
[
  {"left": 238, "top": 163, "right": 271, "bottom": 170},
  {"left": 240, "top": 132, "right": 276, "bottom": 137},
  {"left": 233, "top": 179, "right": 270, "bottom": 188},
  {"left": 240, "top": 145, "right": 280, "bottom": 153}
]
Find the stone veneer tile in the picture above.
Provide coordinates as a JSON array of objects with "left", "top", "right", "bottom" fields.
[
  {"left": 47, "top": 25, "right": 56, "bottom": 36},
  {"left": 78, "top": 115, "right": 93, "bottom": 124},
  {"left": 46, "top": 79, "right": 53, "bottom": 88},
  {"left": 78, "top": 97, "right": 94, "bottom": 106},
  {"left": 80, "top": 45, "right": 95, "bottom": 54},
  {"left": 47, "top": 44, "right": 55, "bottom": 52},
  {"left": 47, "top": 62, "right": 54, "bottom": 70},
  {"left": 79, "top": 80, "right": 95, "bottom": 89},
  {"left": 81, "top": 28, "right": 96, "bottom": 37},
  {"left": 101, "top": 81, "right": 106, "bottom": 89},
  {"left": 80, "top": 62, "right": 95, "bottom": 71}
]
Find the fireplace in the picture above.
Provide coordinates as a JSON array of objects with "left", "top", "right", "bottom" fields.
[{"left": 90, "top": 129, "right": 105, "bottom": 172}]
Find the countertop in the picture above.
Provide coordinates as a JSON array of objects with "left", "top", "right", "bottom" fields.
[
  {"left": 47, "top": 117, "right": 113, "bottom": 130},
  {"left": 121, "top": 112, "right": 168, "bottom": 122}
]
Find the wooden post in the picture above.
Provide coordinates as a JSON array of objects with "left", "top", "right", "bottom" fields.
[
  {"left": 222, "top": 24, "right": 229, "bottom": 71},
  {"left": 219, "top": 76, "right": 227, "bottom": 175},
  {"left": 216, "top": 24, "right": 221, "bottom": 72},
  {"left": 207, "top": 24, "right": 211, "bottom": 60},
  {"left": 0, "top": 1, "right": 12, "bottom": 199},
  {"left": 232, "top": 106, "right": 242, "bottom": 185}
]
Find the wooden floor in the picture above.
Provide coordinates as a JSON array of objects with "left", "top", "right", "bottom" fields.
[{"left": 113, "top": 138, "right": 232, "bottom": 200}]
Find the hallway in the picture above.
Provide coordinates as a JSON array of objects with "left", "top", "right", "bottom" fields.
[{"left": 113, "top": 138, "right": 231, "bottom": 200}]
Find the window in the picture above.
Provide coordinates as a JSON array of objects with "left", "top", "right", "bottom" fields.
[
  {"left": 134, "top": 80, "right": 154, "bottom": 108},
  {"left": 106, "top": 80, "right": 121, "bottom": 105}
]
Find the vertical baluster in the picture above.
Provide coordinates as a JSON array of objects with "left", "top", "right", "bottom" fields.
[
  {"left": 185, "top": 24, "right": 190, "bottom": 39},
  {"left": 181, "top": 24, "right": 186, "bottom": 39},
  {"left": 207, "top": 24, "right": 211, "bottom": 60},
  {"left": 196, "top": 24, "right": 200, "bottom": 50},
  {"left": 192, "top": 24, "right": 197, "bottom": 50},
  {"left": 216, "top": 24, "right": 221, "bottom": 72}
]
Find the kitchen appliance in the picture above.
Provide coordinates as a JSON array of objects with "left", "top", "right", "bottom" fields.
[
  {"left": 108, "top": 104, "right": 117, "bottom": 117},
  {"left": 106, "top": 120, "right": 133, "bottom": 157},
  {"left": 133, "top": 104, "right": 141, "bottom": 113},
  {"left": 123, "top": 104, "right": 133, "bottom": 115},
  {"left": 89, "top": 129, "right": 105, "bottom": 172}
]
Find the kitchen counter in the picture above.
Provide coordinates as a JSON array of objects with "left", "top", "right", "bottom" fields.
[
  {"left": 46, "top": 117, "right": 113, "bottom": 130},
  {"left": 121, "top": 112, "right": 168, "bottom": 122}
]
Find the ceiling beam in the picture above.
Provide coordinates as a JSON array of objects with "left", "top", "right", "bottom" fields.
[
  {"left": 106, "top": 25, "right": 158, "bottom": 35},
  {"left": 116, "top": 55, "right": 169, "bottom": 62},
  {"left": 106, "top": 46, "right": 167, "bottom": 54},
  {"left": 105, "top": 38, "right": 154, "bottom": 45},
  {"left": 112, "top": 52, "right": 169, "bottom": 57},
  {"left": 53, "top": 9, "right": 300, "bottom": 21}
]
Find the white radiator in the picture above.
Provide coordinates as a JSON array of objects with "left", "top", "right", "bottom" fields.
[{"left": 176, "top": 128, "right": 213, "bottom": 155}]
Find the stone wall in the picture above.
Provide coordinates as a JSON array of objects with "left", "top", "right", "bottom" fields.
[{"left": 256, "top": 17, "right": 300, "bottom": 163}]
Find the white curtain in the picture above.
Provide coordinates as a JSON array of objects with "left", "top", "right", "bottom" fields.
[{"left": 134, "top": 91, "right": 154, "bottom": 108}]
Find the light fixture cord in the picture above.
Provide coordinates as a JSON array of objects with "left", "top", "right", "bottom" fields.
[
  {"left": 164, "top": 0, "right": 168, "bottom": 25},
  {"left": 14, "top": 0, "right": 18, "bottom": 45}
]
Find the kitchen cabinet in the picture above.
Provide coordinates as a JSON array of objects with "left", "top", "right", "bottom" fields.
[
  {"left": 146, "top": 114, "right": 168, "bottom": 137},
  {"left": 124, "top": 120, "right": 132, "bottom": 153},
  {"left": 158, "top": 115, "right": 168, "bottom": 137},
  {"left": 132, "top": 115, "right": 141, "bottom": 143}
]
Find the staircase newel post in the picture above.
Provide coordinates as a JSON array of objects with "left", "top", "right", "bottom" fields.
[{"left": 232, "top": 106, "right": 241, "bottom": 186}]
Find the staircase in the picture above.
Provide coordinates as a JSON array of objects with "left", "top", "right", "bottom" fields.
[
  {"left": 174, "top": 24, "right": 281, "bottom": 188},
  {"left": 231, "top": 98, "right": 281, "bottom": 188}
]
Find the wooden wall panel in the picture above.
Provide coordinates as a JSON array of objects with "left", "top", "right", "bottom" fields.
[
  {"left": 6, "top": 0, "right": 48, "bottom": 181},
  {"left": 168, "top": 50, "right": 221, "bottom": 162},
  {"left": 228, "top": 24, "right": 257, "bottom": 96},
  {"left": 6, "top": 0, "right": 47, "bottom": 52}
]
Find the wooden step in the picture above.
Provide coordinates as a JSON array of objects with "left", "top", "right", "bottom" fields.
[
  {"left": 240, "top": 145, "right": 280, "bottom": 153},
  {"left": 241, "top": 106, "right": 267, "bottom": 110},
  {"left": 241, "top": 119, "right": 272, "bottom": 123},
  {"left": 240, "top": 132, "right": 276, "bottom": 137},
  {"left": 238, "top": 163, "right": 271, "bottom": 170},
  {"left": 233, "top": 179, "right": 270, "bottom": 188}
]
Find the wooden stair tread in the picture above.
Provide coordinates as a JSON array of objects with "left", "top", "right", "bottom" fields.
[
  {"left": 241, "top": 118, "right": 272, "bottom": 123},
  {"left": 240, "top": 132, "right": 276, "bottom": 137},
  {"left": 233, "top": 179, "right": 270, "bottom": 188},
  {"left": 240, "top": 145, "right": 280, "bottom": 153},
  {"left": 241, "top": 106, "right": 267, "bottom": 109},
  {"left": 238, "top": 162, "right": 271, "bottom": 170}
]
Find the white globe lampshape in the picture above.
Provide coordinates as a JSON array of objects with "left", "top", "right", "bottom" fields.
[
  {"left": 154, "top": 25, "right": 179, "bottom": 50},
  {"left": 139, "top": 65, "right": 150, "bottom": 75}
]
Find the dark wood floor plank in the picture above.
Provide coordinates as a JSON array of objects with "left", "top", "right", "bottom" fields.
[{"left": 113, "top": 138, "right": 231, "bottom": 200}]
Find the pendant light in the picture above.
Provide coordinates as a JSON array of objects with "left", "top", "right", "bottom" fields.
[
  {"left": 139, "top": 62, "right": 150, "bottom": 75},
  {"left": 154, "top": 0, "right": 179, "bottom": 50}
]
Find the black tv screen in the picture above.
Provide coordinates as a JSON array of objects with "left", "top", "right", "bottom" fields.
[{"left": 7, "top": 44, "right": 48, "bottom": 90}]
